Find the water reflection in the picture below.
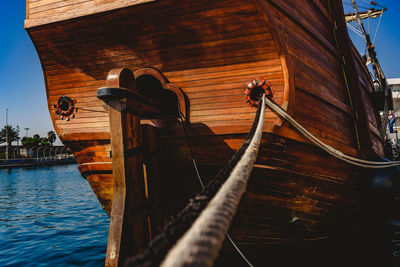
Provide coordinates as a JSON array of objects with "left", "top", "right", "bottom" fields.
[
  {"left": 1, "top": 164, "right": 398, "bottom": 266},
  {"left": 0, "top": 164, "right": 109, "bottom": 266}
]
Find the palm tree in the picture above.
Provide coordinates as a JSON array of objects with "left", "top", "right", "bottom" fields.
[
  {"left": 0, "top": 125, "right": 19, "bottom": 146},
  {"left": 21, "top": 136, "right": 31, "bottom": 147},
  {"left": 32, "top": 134, "right": 41, "bottom": 147},
  {"left": 47, "top": 131, "right": 57, "bottom": 146},
  {"left": 21, "top": 135, "right": 43, "bottom": 147}
]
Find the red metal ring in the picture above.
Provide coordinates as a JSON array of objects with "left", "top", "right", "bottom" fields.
[{"left": 244, "top": 79, "right": 274, "bottom": 108}]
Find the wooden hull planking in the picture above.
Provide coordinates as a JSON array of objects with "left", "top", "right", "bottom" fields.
[{"left": 26, "top": 0, "right": 384, "bottom": 250}]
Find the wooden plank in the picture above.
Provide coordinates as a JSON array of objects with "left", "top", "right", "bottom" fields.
[
  {"left": 45, "top": 59, "right": 278, "bottom": 88},
  {"left": 27, "top": 0, "right": 246, "bottom": 29},
  {"left": 105, "top": 101, "right": 147, "bottom": 266},
  {"left": 42, "top": 49, "right": 278, "bottom": 76},
  {"left": 38, "top": 25, "right": 272, "bottom": 62},
  {"left": 166, "top": 64, "right": 281, "bottom": 84},
  {"left": 294, "top": 74, "right": 353, "bottom": 116},
  {"left": 104, "top": 71, "right": 148, "bottom": 266},
  {"left": 44, "top": 58, "right": 279, "bottom": 81},
  {"left": 31, "top": 0, "right": 285, "bottom": 142},
  {"left": 187, "top": 84, "right": 284, "bottom": 98},
  {"left": 141, "top": 125, "right": 161, "bottom": 238},
  {"left": 172, "top": 71, "right": 282, "bottom": 89},
  {"left": 190, "top": 107, "right": 276, "bottom": 118},
  {"left": 165, "top": 59, "right": 280, "bottom": 78},
  {"left": 328, "top": 0, "right": 377, "bottom": 157},
  {"left": 29, "top": 0, "right": 92, "bottom": 14},
  {"left": 61, "top": 127, "right": 112, "bottom": 134},
  {"left": 292, "top": 58, "right": 348, "bottom": 103},
  {"left": 286, "top": 42, "right": 344, "bottom": 91},
  {"left": 26, "top": 0, "right": 379, "bottom": 254},
  {"left": 293, "top": 90, "right": 356, "bottom": 147},
  {"left": 310, "top": 0, "right": 334, "bottom": 24},
  {"left": 60, "top": 131, "right": 110, "bottom": 141},
  {"left": 190, "top": 95, "right": 283, "bottom": 111},
  {"left": 25, "top": 0, "right": 155, "bottom": 28},
  {"left": 268, "top": 0, "right": 338, "bottom": 58}
]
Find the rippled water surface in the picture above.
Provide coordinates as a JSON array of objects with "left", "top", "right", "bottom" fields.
[
  {"left": 0, "top": 164, "right": 109, "bottom": 266},
  {"left": 1, "top": 164, "right": 399, "bottom": 266}
]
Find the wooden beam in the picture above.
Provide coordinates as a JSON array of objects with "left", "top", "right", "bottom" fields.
[
  {"left": 98, "top": 87, "right": 169, "bottom": 117},
  {"left": 24, "top": 0, "right": 155, "bottom": 29},
  {"left": 329, "top": 0, "right": 375, "bottom": 158},
  {"left": 103, "top": 69, "right": 149, "bottom": 266}
]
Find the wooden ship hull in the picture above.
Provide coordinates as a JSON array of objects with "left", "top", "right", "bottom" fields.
[{"left": 25, "top": 0, "right": 386, "bottom": 264}]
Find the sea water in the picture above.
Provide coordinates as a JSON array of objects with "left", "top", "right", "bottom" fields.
[
  {"left": 0, "top": 164, "right": 109, "bottom": 266},
  {"left": 1, "top": 164, "right": 399, "bottom": 266}
]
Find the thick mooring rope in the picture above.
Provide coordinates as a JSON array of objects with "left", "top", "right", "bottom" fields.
[
  {"left": 160, "top": 94, "right": 266, "bottom": 267},
  {"left": 263, "top": 97, "right": 400, "bottom": 168},
  {"left": 124, "top": 95, "right": 265, "bottom": 267},
  {"left": 179, "top": 111, "right": 254, "bottom": 267}
]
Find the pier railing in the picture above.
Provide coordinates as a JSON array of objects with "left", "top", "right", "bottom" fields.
[
  {"left": 0, "top": 145, "right": 75, "bottom": 168},
  {"left": 0, "top": 145, "right": 72, "bottom": 159}
]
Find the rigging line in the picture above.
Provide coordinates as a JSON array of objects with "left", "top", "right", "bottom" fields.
[
  {"left": 74, "top": 107, "right": 108, "bottom": 113},
  {"left": 178, "top": 113, "right": 204, "bottom": 189},
  {"left": 360, "top": 0, "right": 386, "bottom": 9},
  {"left": 372, "top": 11, "right": 383, "bottom": 44},
  {"left": 347, "top": 23, "right": 363, "bottom": 36},
  {"left": 382, "top": 91, "right": 390, "bottom": 142},
  {"left": 328, "top": 0, "right": 362, "bottom": 151},
  {"left": 347, "top": 22, "right": 364, "bottom": 37},
  {"left": 360, "top": 0, "right": 374, "bottom": 5},
  {"left": 368, "top": 13, "right": 370, "bottom": 35},
  {"left": 353, "top": 20, "right": 360, "bottom": 31},
  {"left": 178, "top": 111, "right": 254, "bottom": 267},
  {"left": 343, "top": 2, "right": 370, "bottom": 10},
  {"left": 263, "top": 97, "right": 400, "bottom": 168},
  {"left": 375, "top": 2, "right": 386, "bottom": 9},
  {"left": 127, "top": 100, "right": 264, "bottom": 267},
  {"left": 162, "top": 95, "right": 266, "bottom": 267},
  {"left": 347, "top": 23, "right": 365, "bottom": 38}
]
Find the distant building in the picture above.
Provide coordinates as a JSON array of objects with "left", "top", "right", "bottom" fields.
[{"left": 387, "top": 78, "right": 400, "bottom": 142}]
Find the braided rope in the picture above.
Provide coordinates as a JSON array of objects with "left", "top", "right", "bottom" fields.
[
  {"left": 179, "top": 112, "right": 254, "bottom": 266},
  {"left": 124, "top": 94, "right": 265, "bottom": 267},
  {"left": 264, "top": 96, "right": 400, "bottom": 168},
  {"left": 160, "top": 94, "right": 266, "bottom": 267}
]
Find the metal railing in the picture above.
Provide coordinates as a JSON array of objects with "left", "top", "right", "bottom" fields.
[{"left": 0, "top": 145, "right": 73, "bottom": 160}]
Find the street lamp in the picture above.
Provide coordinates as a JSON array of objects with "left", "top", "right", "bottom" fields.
[
  {"left": 5, "top": 108, "right": 8, "bottom": 160},
  {"left": 16, "top": 125, "right": 20, "bottom": 158},
  {"left": 24, "top": 128, "right": 29, "bottom": 137}
]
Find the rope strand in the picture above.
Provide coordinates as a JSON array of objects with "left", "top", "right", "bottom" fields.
[
  {"left": 179, "top": 111, "right": 254, "bottom": 267},
  {"left": 372, "top": 11, "right": 383, "bottom": 44},
  {"left": 264, "top": 97, "right": 400, "bottom": 168},
  {"left": 161, "top": 94, "right": 266, "bottom": 267},
  {"left": 124, "top": 97, "right": 265, "bottom": 267}
]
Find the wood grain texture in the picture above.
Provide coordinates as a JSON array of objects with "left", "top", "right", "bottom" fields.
[
  {"left": 104, "top": 70, "right": 148, "bottom": 266},
  {"left": 25, "top": 0, "right": 386, "bottom": 259},
  {"left": 25, "top": 0, "right": 154, "bottom": 28}
]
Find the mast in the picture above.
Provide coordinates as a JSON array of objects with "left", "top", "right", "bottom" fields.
[
  {"left": 351, "top": 0, "right": 387, "bottom": 90},
  {"left": 351, "top": 0, "right": 393, "bottom": 143},
  {"left": 345, "top": 8, "right": 386, "bottom": 23}
]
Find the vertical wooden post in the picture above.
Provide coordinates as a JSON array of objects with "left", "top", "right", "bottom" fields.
[
  {"left": 98, "top": 67, "right": 177, "bottom": 266},
  {"left": 142, "top": 125, "right": 161, "bottom": 237},
  {"left": 329, "top": 1, "right": 374, "bottom": 158},
  {"left": 104, "top": 69, "right": 148, "bottom": 267}
]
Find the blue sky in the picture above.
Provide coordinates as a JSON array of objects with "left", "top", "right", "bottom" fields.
[
  {"left": 0, "top": 1, "right": 51, "bottom": 142},
  {"left": 343, "top": 0, "right": 400, "bottom": 79},
  {"left": 0, "top": 1, "right": 399, "bottom": 145}
]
